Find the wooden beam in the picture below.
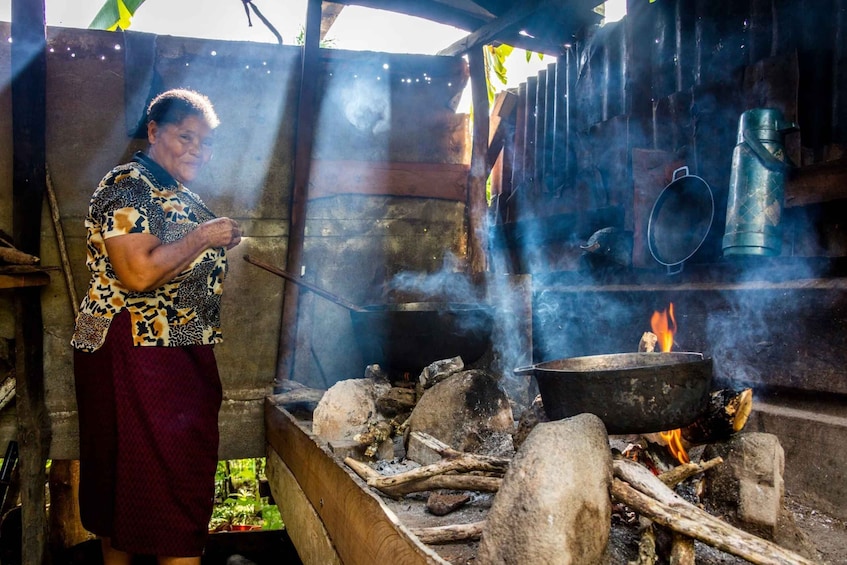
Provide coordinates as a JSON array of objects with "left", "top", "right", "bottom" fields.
[
  {"left": 10, "top": 0, "right": 49, "bottom": 563},
  {"left": 487, "top": 90, "right": 518, "bottom": 169},
  {"left": 320, "top": 2, "right": 345, "bottom": 41},
  {"left": 307, "top": 160, "right": 468, "bottom": 201},
  {"left": 784, "top": 159, "right": 847, "bottom": 207},
  {"left": 0, "top": 268, "right": 52, "bottom": 290},
  {"left": 437, "top": 0, "right": 550, "bottom": 56},
  {"left": 276, "top": 0, "right": 322, "bottom": 388},
  {"left": 326, "top": 0, "right": 493, "bottom": 32},
  {"left": 466, "top": 47, "right": 489, "bottom": 274}
]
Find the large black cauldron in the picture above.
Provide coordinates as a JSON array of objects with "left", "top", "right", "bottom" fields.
[{"left": 515, "top": 352, "right": 713, "bottom": 434}]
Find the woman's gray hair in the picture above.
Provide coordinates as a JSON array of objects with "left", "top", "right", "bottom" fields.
[{"left": 146, "top": 89, "right": 220, "bottom": 129}]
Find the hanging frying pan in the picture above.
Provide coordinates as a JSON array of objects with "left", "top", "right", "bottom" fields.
[{"left": 647, "top": 166, "right": 715, "bottom": 275}]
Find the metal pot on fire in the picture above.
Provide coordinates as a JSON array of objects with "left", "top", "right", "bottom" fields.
[
  {"left": 647, "top": 166, "right": 715, "bottom": 275},
  {"left": 515, "top": 352, "right": 713, "bottom": 434}
]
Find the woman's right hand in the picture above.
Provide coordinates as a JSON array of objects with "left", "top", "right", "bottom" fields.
[
  {"left": 200, "top": 217, "right": 242, "bottom": 250},
  {"left": 105, "top": 217, "right": 243, "bottom": 292}
]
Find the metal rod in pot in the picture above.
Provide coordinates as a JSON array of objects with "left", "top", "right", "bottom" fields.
[{"left": 243, "top": 255, "right": 366, "bottom": 313}]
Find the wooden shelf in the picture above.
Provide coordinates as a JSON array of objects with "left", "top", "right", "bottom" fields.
[
  {"left": 541, "top": 277, "right": 847, "bottom": 293},
  {"left": 785, "top": 158, "right": 847, "bottom": 208},
  {"left": 532, "top": 257, "right": 847, "bottom": 293},
  {"left": 0, "top": 266, "right": 55, "bottom": 290}
]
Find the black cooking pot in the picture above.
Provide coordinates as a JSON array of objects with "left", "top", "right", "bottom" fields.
[
  {"left": 350, "top": 302, "right": 493, "bottom": 373},
  {"left": 243, "top": 255, "right": 493, "bottom": 373},
  {"left": 648, "top": 166, "right": 715, "bottom": 275},
  {"left": 515, "top": 352, "right": 713, "bottom": 434}
]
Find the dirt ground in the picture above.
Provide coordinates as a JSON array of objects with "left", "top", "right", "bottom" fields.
[{"left": 782, "top": 492, "right": 847, "bottom": 565}]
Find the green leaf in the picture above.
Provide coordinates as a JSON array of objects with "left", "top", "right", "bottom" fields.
[{"left": 89, "top": 0, "right": 148, "bottom": 31}]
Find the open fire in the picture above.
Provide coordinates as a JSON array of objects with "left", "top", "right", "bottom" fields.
[{"left": 651, "top": 302, "right": 690, "bottom": 464}]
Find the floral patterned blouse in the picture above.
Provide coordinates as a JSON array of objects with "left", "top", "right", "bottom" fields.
[{"left": 71, "top": 152, "right": 229, "bottom": 352}]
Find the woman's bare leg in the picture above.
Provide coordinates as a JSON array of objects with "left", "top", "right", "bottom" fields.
[
  {"left": 100, "top": 537, "right": 132, "bottom": 565},
  {"left": 159, "top": 557, "right": 201, "bottom": 565}
]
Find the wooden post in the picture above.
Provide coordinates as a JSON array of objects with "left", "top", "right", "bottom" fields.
[
  {"left": 11, "top": 0, "right": 50, "bottom": 563},
  {"left": 275, "top": 0, "right": 322, "bottom": 389},
  {"left": 466, "top": 47, "right": 490, "bottom": 275}
]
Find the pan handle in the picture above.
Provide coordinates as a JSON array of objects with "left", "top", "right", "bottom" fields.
[
  {"left": 243, "top": 255, "right": 366, "bottom": 312},
  {"left": 513, "top": 365, "right": 537, "bottom": 376},
  {"left": 671, "top": 166, "right": 689, "bottom": 182}
]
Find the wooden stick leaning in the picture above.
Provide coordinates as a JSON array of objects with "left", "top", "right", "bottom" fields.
[
  {"left": 345, "top": 455, "right": 504, "bottom": 498},
  {"left": 612, "top": 459, "right": 818, "bottom": 565},
  {"left": 408, "top": 521, "right": 485, "bottom": 545},
  {"left": 658, "top": 456, "right": 724, "bottom": 487},
  {"left": 627, "top": 455, "right": 724, "bottom": 563}
]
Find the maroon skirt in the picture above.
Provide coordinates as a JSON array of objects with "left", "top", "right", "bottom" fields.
[{"left": 73, "top": 310, "right": 223, "bottom": 557}]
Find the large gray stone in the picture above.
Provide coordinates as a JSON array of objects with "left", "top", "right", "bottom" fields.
[
  {"left": 476, "top": 413, "right": 612, "bottom": 565},
  {"left": 312, "top": 379, "right": 379, "bottom": 441},
  {"left": 406, "top": 370, "right": 515, "bottom": 455},
  {"left": 704, "top": 431, "right": 785, "bottom": 538}
]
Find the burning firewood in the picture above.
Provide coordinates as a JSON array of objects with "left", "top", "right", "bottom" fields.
[
  {"left": 638, "top": 331, "right": 659, "bottom": 353},
  {"left": 611, "top": 458, "right": 817, "bottom": 565},
  {"left": 658, "top": 456, "right": 724, "bottom": 488},
  {"left": 682, "top": 388, "right": 753, "bottom": 445},
  {"left": 626, "top": 456, "right": 723, "bottom": 565}
]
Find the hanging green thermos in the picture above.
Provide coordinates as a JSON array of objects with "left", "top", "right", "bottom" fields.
[{"left": 722, "top": 108, "right": 798, "bottom": 257}]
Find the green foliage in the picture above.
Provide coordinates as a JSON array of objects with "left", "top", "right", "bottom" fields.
[
  {"left": 89, "top": 0, "right": 148, "bottom": 31},
  {"left": 210, "top": 458, "right": 282, "bottom": 532},
  {"left": 295, "top": 25, "right": 336, "bottom": 48}
]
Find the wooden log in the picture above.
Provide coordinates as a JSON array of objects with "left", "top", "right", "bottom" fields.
[
  {"left": 610, "top": 479, "right": 816, "bottom": 565},
  {"left": 345, "top": 455, "right": 501, "bottom": 498},
  {"left": 682, "top": 388, "right": 753, "bottom": 445},
  {"left": 631, "top": 523, "right": 658, "bottom": 565},
  {"left": 410, "top": 431, "right": 511, "bottom": 467},
  {"left": 612, "top": 459, "right": 817, "bottom": 565},
  {"left": 669, "top": 533, "right": 696, "bottom": 565},
  {"left": 407, "top": 521, "right": 485, "bottom": 545},
  {"left": 367, "top": 454, "right": 508, "bottom": 490},
  {"left": 0, "top": 372, "right": 15, "bottom": 412},
  {"left": 658, "top": 456, "right": 724, "bottom": 488},
  {"left": 0, "top": 247, "right": 39, "bottom": 266},
  {"left": 384, "top": 474, "right": 502, "bottom": 497}
]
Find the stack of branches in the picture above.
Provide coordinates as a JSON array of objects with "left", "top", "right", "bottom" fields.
[
  {"left": 346, "top": 432, "right": 818, "bottom": 563},
  {"left": 612, "top": 457, "right": 817, "bottom": 565}
]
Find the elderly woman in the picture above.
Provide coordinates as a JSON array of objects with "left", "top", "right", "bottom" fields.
[{"left": 71, "top": 88, "right": 241, "bottom": 564}]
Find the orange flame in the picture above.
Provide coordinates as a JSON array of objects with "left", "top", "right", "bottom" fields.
[
  {"left": 651, "top": 302, "right": 688, "bottom": 464},
  {"left": 659, "top": 429, "right": 689, "bottom": 464},
  {"left": 650, "top": 302, "right": 676, "bottom": 353}
]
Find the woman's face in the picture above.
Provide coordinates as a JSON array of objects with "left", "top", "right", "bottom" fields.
[{"left": 147, "top": 114, "right": 214, "bottom": 184}]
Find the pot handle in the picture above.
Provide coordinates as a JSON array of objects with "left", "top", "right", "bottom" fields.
[
  {"left": 671, "top": 166, "right": 689, "bottom": 182},
  {"left": 513, "top": 365, "right": 536, "bottom": 376},
  {"left": 666, "top": 262, "right": 684, "bottom": 276},
  {"left": 742, "top": 129, "right": 792, "bottom": 171}
]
